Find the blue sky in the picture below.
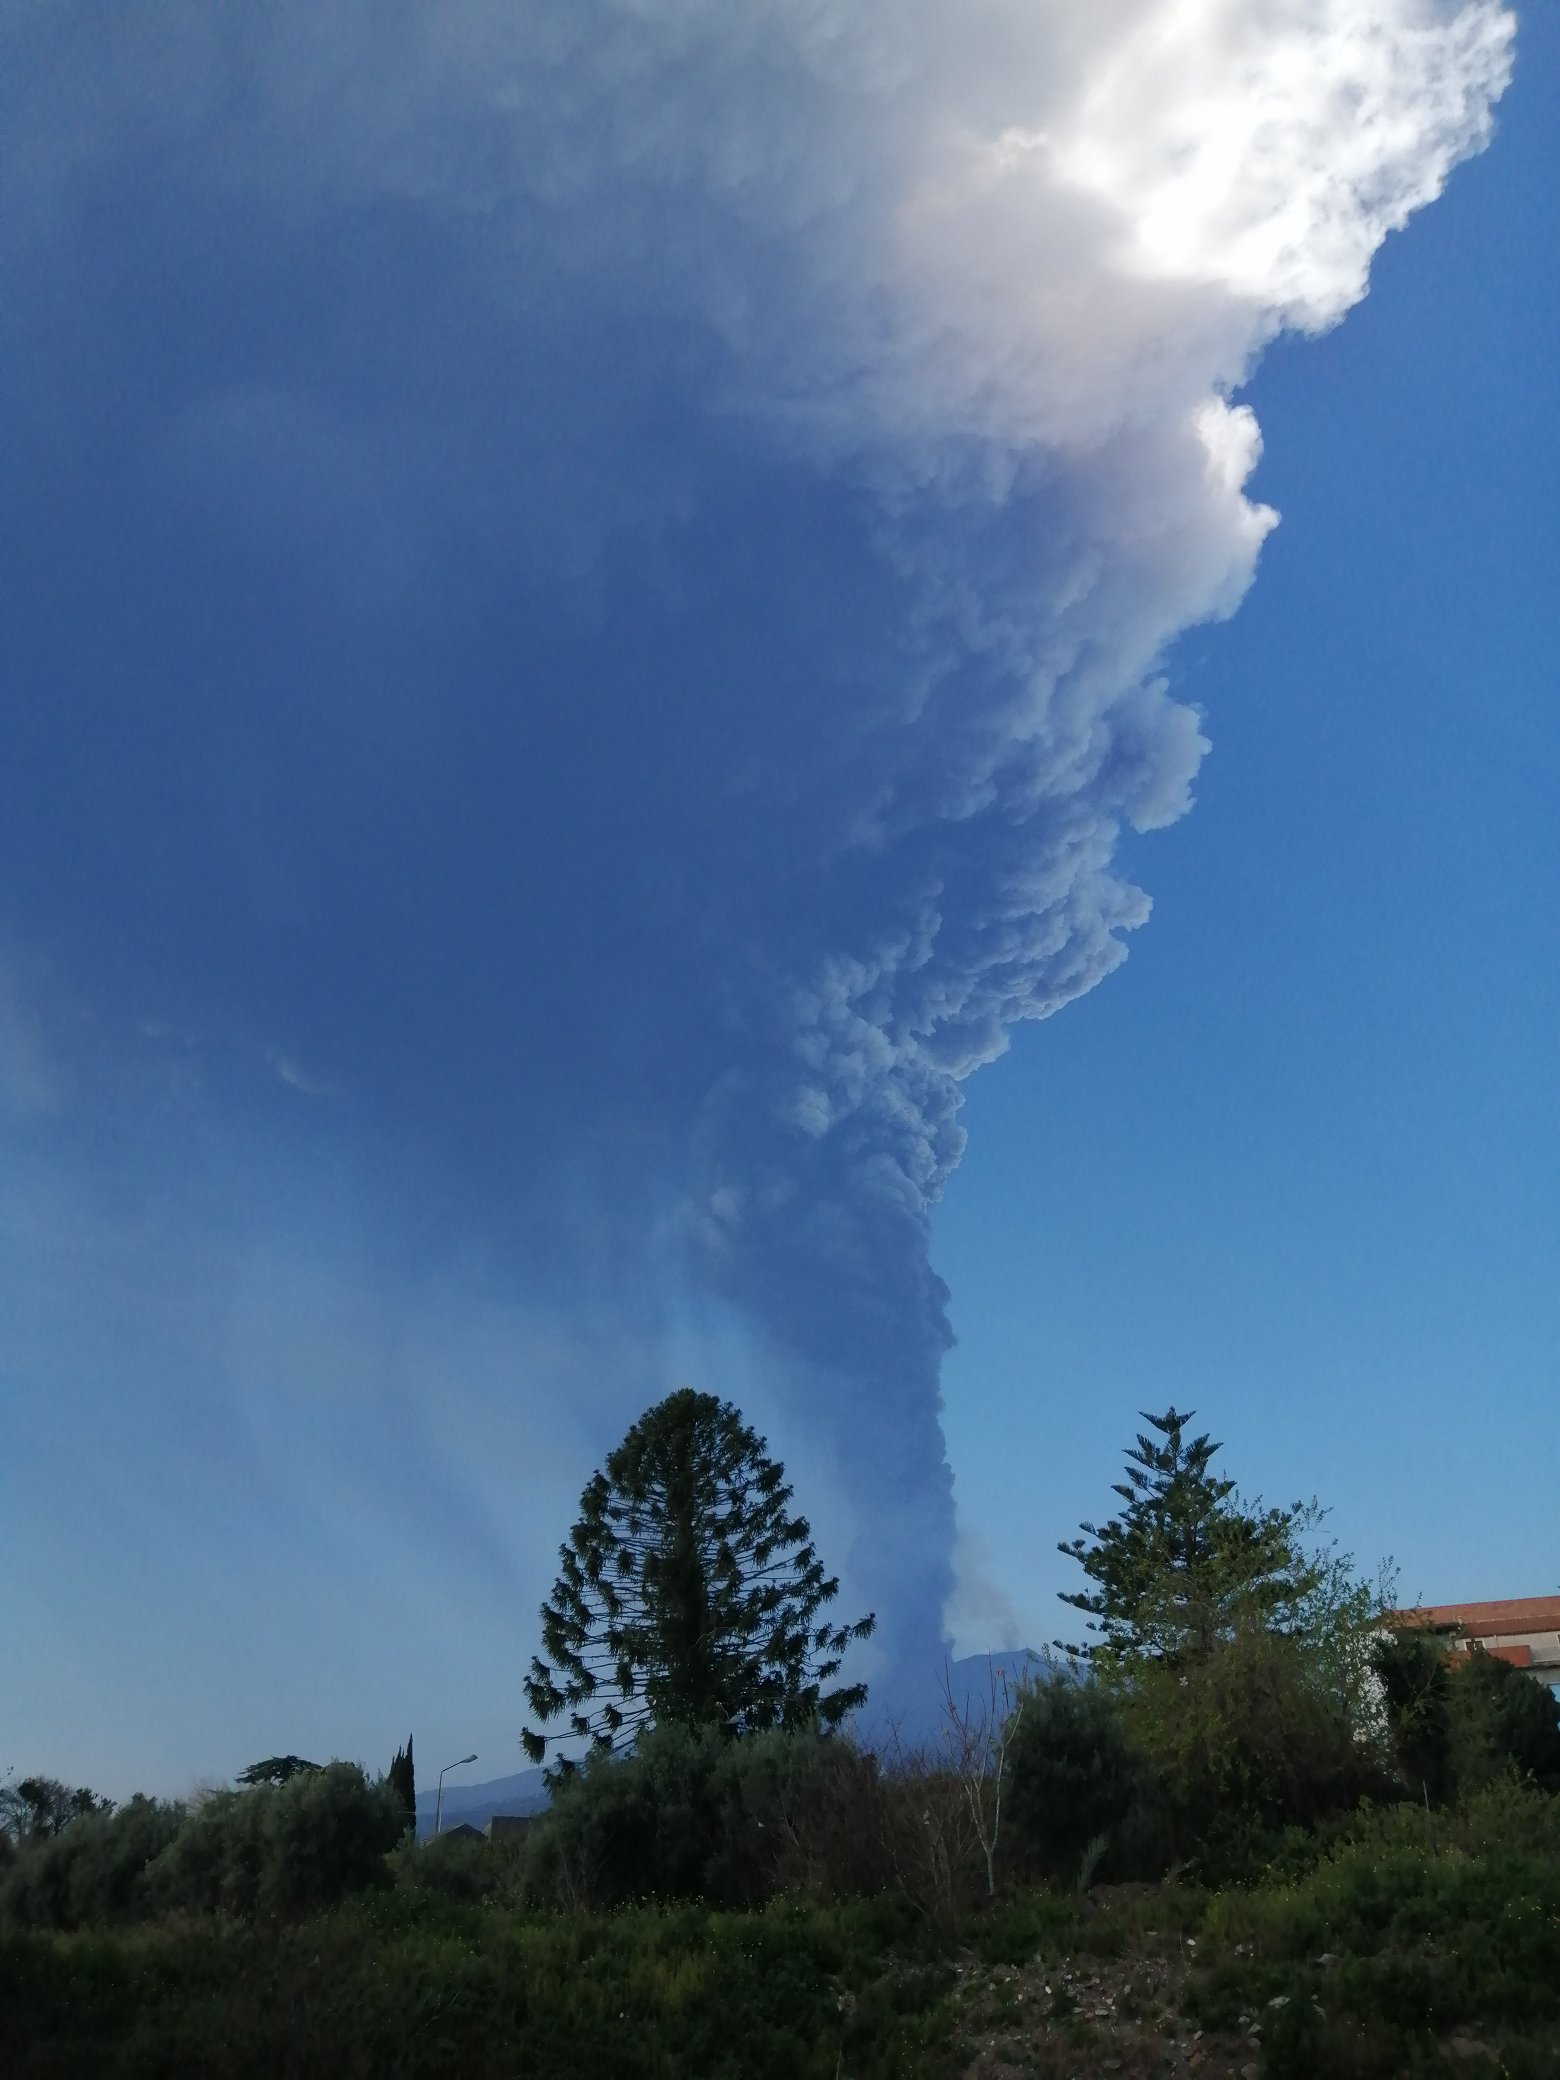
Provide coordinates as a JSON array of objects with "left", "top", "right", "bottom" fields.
[{"left": 2, "top": 2, "right": 1552, "bottom": 1799}]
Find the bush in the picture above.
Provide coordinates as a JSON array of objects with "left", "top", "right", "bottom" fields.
[
  {"left": 866, "top": 1751, "right": 989, "bottom": 1932},
  {"left": 1, "top": 1766, "right": 404, "bottom": 1930},
  {"left": 390, "top": 1828, "right": 526, "bottom": 1907},
  {"left": 1188, "top": 1778, "right": 1560, "bottom": 2070},
  {"left": 144, "top": 1761, "right": 404, "bottom": 1921},
  {"left": 1374, "top": 1630, "right": 1560, "bottom": 1803},
  {"left": 520, "top": 1721, "right": 720, "bottom": 1909},
  {"left": 0, "top": 1796, "right": 187, "bottom": 1931},
  {"left": 1451, "top": 1651, "right": 1560, "bottom": 1795},
  {"left": 519, "top": 1723, "right": 887, "bottom": 1912},
  {"left": 0, "top": 1891, "right": 948, "bottom": 2079},
  {"left": 1125, "top": 1624, "right": 1386, "bottom": 1877},
  {"left": 1370, "top": 1626, "right": 1455, "bottom": 1802},
  {"left": 705, "top": 1727, "right": 890, "bottom": 1906},
  {"left": 1001, "top": 1673, "right": 1152, "bottom": 1885}
]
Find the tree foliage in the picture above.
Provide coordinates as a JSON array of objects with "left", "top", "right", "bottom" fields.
[
  {"left": 1002, "top": 1674, "right": 1150, "bottom": 1884},
  {"left": 1053, "top": 1407, "right": 1393, "bottom": 1874},
  {"left": 1370, "top": 1626, "right": 1456, "bottom": 1803},
  {"left": 522, "top": 1389, "right": 873, "bottom": 1777},
  {"left": 1454, "top": 1647, "right": 1560, "bottom": 1793},
  {"left": 237, "top": 1756, "right": 322, "bottom": 1788},
  {"left": 0, "top": 1765, "right": 404, "bottom": 1929},
  {"left": 0, "top": 1777, "right": 113, "bottom": 1847},
  {"left": 386, "top": 1736, "right": 415, "bottom": 1834},
  {"left": 1372, "top": 1627, "right": 1560, "bottom": 1803},
  {"left": 1057, "top": 1406, "right": 1334, "bottom": 1667}
]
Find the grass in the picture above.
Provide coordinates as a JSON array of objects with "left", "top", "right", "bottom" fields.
[{"left": 0, "top": 1891, "right": 956, "bottom": 2079}]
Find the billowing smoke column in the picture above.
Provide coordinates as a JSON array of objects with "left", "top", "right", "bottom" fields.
[{"left": 1, "top": 2, "right": 1513, "bottom": 1685}]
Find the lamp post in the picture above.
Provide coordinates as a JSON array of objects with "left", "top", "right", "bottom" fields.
[{"left": 434, "top": 1752, "right": 478, "bottom": 1836}]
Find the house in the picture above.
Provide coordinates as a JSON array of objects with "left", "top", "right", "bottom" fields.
[
  {"left": 435, "top": 1822, "right": 484, "bottom": 1844},
  {"left": 485, "top": 1814, "right": 533, "bottom": 1843},
  {"left": 1391, "top": 1596, "right": 1560, "bottom": 1698}
]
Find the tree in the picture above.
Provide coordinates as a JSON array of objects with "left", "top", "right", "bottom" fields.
[
  {"left": 522, "top": 1388, "right": 874, "bottom": 1777},
  {"left": 1373, "top": 1627, "right": 1560, "bottom": 1803},
  {"left": 1370, "top": 1626, "right": 1456, "bottom": 1803},
  {"left": 236, "top": 1756, "right": 321, "bottom": 1788},
  {"left": 387, "top": 1735, "right": 416, "bottom": 1833},
  {"left": 1057, "top": 1407, "right": 1329, "bottom": 1668},
  {"left": 0, "top": 1776, "right": 113, "bottom": 1846},
  {"left": 1002, "top": 1672, "right": 1150, "bottom": 1885},
  {"left": 938, "top": 1658, "right": 1025, "bottom": 1899},
  {"left": 1054, "top": 1408, "right": 1391, "bottom": 1871},
  {"left": 1453, "top": 1647, "right": 1560, "bottom": 1792}
]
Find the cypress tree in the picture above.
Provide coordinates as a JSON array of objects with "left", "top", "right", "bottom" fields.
[{"left": 387, "top": 1735, "right": 416, "bottom": 1832}]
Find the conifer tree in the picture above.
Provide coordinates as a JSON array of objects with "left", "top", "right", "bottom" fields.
[
  {"left": 1058, "top": 1407, "right": 1320, "bottom": 1667},
  {"left": 236, "top": 1755, "right": 321, "bottom": 1787},
  {"left": 522, "top": 1389, "right": 874, "bottom": 1777},
  {"left": 387, "top": 1734, "right": 416, "bottom": 1832}
]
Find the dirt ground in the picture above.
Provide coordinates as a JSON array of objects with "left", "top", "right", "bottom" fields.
[
  {"left": 951, "top": 1931, "right": 1268, "bottom": 2080},
  {"left": 943, "top": 1897, "right": 1507, "bottom": 2079}
]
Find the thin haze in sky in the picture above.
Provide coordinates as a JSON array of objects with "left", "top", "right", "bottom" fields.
[{"left": 1, "top": 1, "right": 1550, "bottom": 1796}]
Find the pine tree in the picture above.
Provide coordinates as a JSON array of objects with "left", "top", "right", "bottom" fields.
[
  {"left": 236, "top": 1755, "right": 321, "bottom": 1787},
  {"left": 387, "top": 1734, "right": 416, "bottom": 1833},
  {"left": 1057, "top": 1407, "right": 1320, "bottom": 1667},
  {"left": 522, "top": 1389, "right": 874, "bottom": 1778}
]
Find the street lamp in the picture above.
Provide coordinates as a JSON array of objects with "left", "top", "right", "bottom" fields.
[{"left": 434, "top": 1752, "right": 478, "bottom": 1836}]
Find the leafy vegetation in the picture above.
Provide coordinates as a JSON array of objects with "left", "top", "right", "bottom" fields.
[
  {"left": 4, "top": 1782, "right": 1557, "bottom": 2076},
  {"left": 1001, "top": 1670, "right": 1151, "bottom": 1884},
  {"left": 0, "top": 1891, "right": 952, "bottom": 2079},
  {"left": 0, "top": 1775, "right": 114, "bottom": 1845},
  {"left": 387, "top": 1736, "right": 416, "bottom": 1837},
  {"left": 0, "top": 1765, "right": 404, "bottom": 1931}
]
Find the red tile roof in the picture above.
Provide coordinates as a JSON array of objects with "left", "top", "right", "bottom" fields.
[{"left": 1389, "top": 1596, "right": 1560, "bottom": 1640}]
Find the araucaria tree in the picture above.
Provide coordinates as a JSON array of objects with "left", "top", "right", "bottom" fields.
[
  {"left": 1057, "top": 1406, "right": 1332, "bottom": 1668},
  {"left": 522, "top": 1389, "right": 874, "bottom": 1776},
  {"left": 1057, "top": 1407, "right": 1388, "bottom": 1857}
]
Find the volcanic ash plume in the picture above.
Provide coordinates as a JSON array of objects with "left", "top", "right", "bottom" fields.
[{"left": 0, "top": 1, "right": 1514, "bottom": 1684}]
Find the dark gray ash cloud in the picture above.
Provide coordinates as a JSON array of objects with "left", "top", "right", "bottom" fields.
[{"left": 0, "top": 0, "right": 1512, "bottom": 1689}]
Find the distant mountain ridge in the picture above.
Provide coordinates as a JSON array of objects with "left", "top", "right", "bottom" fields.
[{"left": 415, "top": 1766, "right": 548, "bottom": 1840}]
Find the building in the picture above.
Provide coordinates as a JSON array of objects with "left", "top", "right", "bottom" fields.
[
  {"left": 1392, "top": 1596, "right": 1560, "bottom": 1698},
  {"left": 485, "top": 1814, "right": 533, "bottom": 1843}
]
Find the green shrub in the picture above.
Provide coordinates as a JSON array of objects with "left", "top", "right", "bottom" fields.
[
  {"left": 1125, "top": 1623, "right": 1385, "bottom": 1876},
  {"left": 2, "top": 1767, "right": 403, "bottom": 1929},
  {"left": 1451, "top": 1651, "right": 1560, "bottom": 1795},
  {"left": 1001, "top": 1674, "right": 1153, "bottom": 1884},
  {"left": 1189, "top": 1776, "right": 1560, "bottom": 2067},
  {"left": 520, "top": 1721, "right": 720, "bottom": 1909},
  {"left": 519, "top": 1723, "right": 886, "bottom": 1912},
  {"left": 1371, "top": 1626, "right": 1456, "bottom": 1801},
  {"left": 389, "top": 1828, "right": 527, "bottom": 1907},
  {"left": 0, "top": 1796, "right": 187, "bottom": 1931},
  {"left": 127, "top": 1763, "right": 403, "bottom": 1925},
  {"left": 1374, "top": 1629, "right": 1560, "bottom": 1804},
  {"left": 0, "top": 1892, "right": 948, "bottom": 2079},
  {"left": 704, "top": 1727, "right": 889, "bottom": 1906}
]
